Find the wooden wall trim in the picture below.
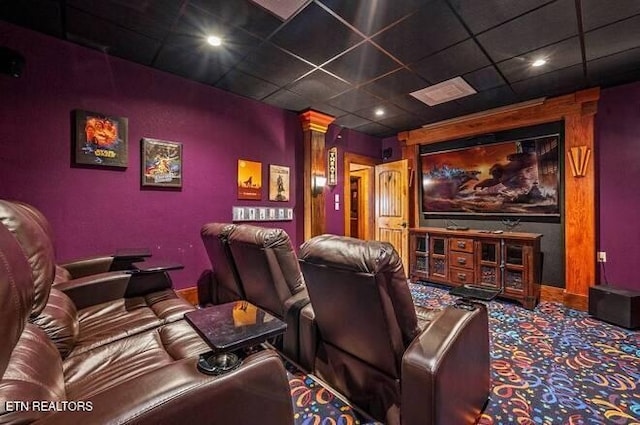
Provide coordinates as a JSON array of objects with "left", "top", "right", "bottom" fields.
[
  {"left": 177, "top": 286, "right": 198, "bottom": 306},
  {"left": 343, "top": 153, "right": 379, "bottom": 240},
  {"left": 400, "top": 88, "right": 600, "bottom": 309}
]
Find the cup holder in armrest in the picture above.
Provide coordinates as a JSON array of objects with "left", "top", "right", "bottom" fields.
[
  {"left": 197, "top": 352, "right": 242, "bottom": 376},
  {"left": 127, "top": 261, "right": 184, "bottom": 274}
]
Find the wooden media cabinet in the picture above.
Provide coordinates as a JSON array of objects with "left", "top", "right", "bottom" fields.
[{"left": 409, "top": 227, "right": 542, "bottom": 309}]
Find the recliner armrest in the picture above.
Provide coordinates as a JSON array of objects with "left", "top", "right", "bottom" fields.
[
  {"left": 401, "top": 303, "right": 490, "bottom": 425},
  {"left": 33, "top": 350, "right": 294, "bottom": 425},
  {"left": 54, "top": 270, "right": 173, "bottom": 309},
  {"left": 58, "top": 256, "right": 115, "bottom": 279}
]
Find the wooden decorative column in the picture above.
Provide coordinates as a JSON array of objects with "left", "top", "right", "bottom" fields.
[
  {"left": 299, "top": 110, "right": 335, "bottom": 240},
  {"left": 398, "top": 88, "right": 600, "bottom": 310}
]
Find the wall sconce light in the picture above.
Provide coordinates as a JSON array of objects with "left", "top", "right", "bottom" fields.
[
  {"left": 568, "top": 146, "right": 591, "bottom": 177},
  {"left": 312, "top": 174, "right": 327, "bottom": 195},
  {"left": 327, "top": 147, "right": 338, "bottom": 186}
]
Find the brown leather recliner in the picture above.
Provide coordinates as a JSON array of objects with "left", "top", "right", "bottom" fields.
[
  {"left": 299, "top": 235, "right": 491, "bottom": 425},
  {"left": 199, "top": 223, "right": 244, "bottom": 305},
  {"left": 0, "top": 200, "right": 195, "bottom": 357},
  {"left": 0, "top": 223, "right": 294, "bottom": 425},
  {"left": 8, "top": 200, "right": 151, "bottom": 285},
  {"left": 201, "top": 223, "right": 312, "bottom": 367}
]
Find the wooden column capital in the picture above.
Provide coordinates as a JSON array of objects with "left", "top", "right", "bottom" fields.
[{"left": 299, "top": 110, "right": 335, "bottom": 133}]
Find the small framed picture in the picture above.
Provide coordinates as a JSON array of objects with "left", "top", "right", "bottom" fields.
[
  {"left": 259, "top": 208, "right": 266, "bottom": 220},
  {"left": 269, "top": 208, "right": 276, "bottom": 219},
  {"left": 141, "top": 138, "right": 183, "bottom": 188},
  {"left": 269, "top": 165, "right": 290, "bottom": 202},
  {"left": 74, "top": 110, "right": 128, "bottom": 168},
  {"left": 248, "top": 208, "right": 256, "bottom": 221},
  {"left": 278, "top": 208, "right": 285, "bottom": 219}
]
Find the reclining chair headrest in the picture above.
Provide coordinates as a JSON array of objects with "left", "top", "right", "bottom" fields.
[
  {"left": 0, "top": 200, "right": 55, "bottom": 317},
  {"left": 0, "top": 224, "right": 35, "bottom": 376}
]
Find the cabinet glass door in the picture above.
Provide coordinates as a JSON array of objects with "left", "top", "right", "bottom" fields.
[
  {"left": 504, "top": 243, "right": 525, "bottom": 295},
  {"left": 478, "top": 241, "right": 500, "bottom": 289},
  {"left": 429, "top": 236, "right": 447, "bottom": 281}
]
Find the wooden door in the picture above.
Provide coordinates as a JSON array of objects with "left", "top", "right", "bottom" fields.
[{"left": 375, "top": 159, "right": 409, "bottom": 273}]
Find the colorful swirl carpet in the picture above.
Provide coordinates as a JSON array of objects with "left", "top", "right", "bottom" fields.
[{"left": 286, "top": 283, "right": 640, "bottom": 425}]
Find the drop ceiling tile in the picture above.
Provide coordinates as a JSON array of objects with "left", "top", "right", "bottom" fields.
[
  {"left": 372, "top": 0, "right": 469, "bottom": 64},
  {"left": 354, "top": 102, "right": 406, "bottom": 121},
  {"left": 361, "top": 69, "right": 429, "bottom": 99},
  {"left": 354, "top": 121, "right": 394, "bottom": 136},
  {"left": 308, "top": 103, "right": 348, "bottom": 118},
  {"left": 318, "top": 0, "right": 422, "bottom": 36},
  {"left": 327, "top": 89, "right": 383, "bottom": 112},
  {"left": 215, "top": 69, "right": 279, "bottom": 100},
  {"left": 189, "top": 0, "right": 283, "bottom": 38},
  {"left": 587, "top": 47, "right": 640, "bottom": 85},
  {"left": 391, "top": 94, "right": 464, "bottom": 121},
  {"left": 235, "top": 42, "right": 313, "bottom": 86},
  {"left": 262, "top": 88, "right": 311, "bottom": 111},
  {"left": 581, "top": 0, "right": 640, "bottom": 31},
  {"left": 463, "top": 66, "right": 506, "bottom": 91},
  {"left": 323, "top": 42, "right": 400, "bottom": 84},
  {"left": 0, "top": 0, "right": 63, "bottom": 37},
  {"left": 411, "top": 39, "right": 490, "bottom": 84},
  {"left": 66, "top": 0, "right": 180, "bottom": 40},
  {"left": 585, "top": 15, "right": 640, "bottom": 61},
  {"left": 450, "top": 0, "right": 555, "bottom": 34},
  {"left": 288, "top": 70, "right": 352, "bottom": 101},
  {"left": 497, "top": 37, "right": 582, "bottom": 83},
  {"left": 65, "top": 8, "right": 161, "bottom": 65},
  {"left": 456, "top": 85, "right": 519, "bottom": 113},
  {"left": 511, "top": 64, "right": 586, "bottom": 100},
  {"left": 333, "top": 114, "right": 372, "bottom": 128},
  {"left": 378, "top": 113, "right": 425, "bottom": 131},
  {"left": 270, "top": 2, "right": 363, "bottom": 65},
  {"left": 476, "top": 0, "right": 578, "bottom": 63}
]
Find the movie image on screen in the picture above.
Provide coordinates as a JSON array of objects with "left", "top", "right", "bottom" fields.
[{"left": 421, "top": 135, "right": 560, "bottom": 216}]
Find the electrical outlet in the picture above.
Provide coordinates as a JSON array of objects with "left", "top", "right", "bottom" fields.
[{"left": 597, "top": 251, "right": 607, "bottom": 263}]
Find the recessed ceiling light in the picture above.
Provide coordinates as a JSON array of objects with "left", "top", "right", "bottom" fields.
[
  {"left": 207, "top": 35, "right": 222, "bottom": 46},
  {"left": 375, "top": 108, "right": 385, "bottom": 116},
  {"left": 532, "top": 58, "right": 547, "bottom": 67}
]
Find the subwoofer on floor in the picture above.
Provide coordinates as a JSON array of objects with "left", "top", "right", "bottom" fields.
[{"left": 588, "top": 285, "right": 640, "bottom": 330}]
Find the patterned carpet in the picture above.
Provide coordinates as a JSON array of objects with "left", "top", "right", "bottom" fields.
[{"left": 286, "top": 283, "right": 640, "bottom": 425}]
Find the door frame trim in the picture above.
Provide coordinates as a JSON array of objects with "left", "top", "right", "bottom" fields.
[{"left": 343, "top": 153, "right": 380, "bottom": 240}]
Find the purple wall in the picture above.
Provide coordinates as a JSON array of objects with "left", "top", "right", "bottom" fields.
[
  {"left": 325, "top": 126, "right": 382, "bottom": 235},
  {"left": 597, "top": 82, "right": 640, "bottom": 291},
  {"left": 0, "top": 22, "right": 304, "bottom": 289},
  {"left": 381, "top": 136, "right": 403, "bottom": 162}
]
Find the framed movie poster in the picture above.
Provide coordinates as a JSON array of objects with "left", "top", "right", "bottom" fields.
[
  {"left": 269, "top": 165, "right": 290, "bottom": 201},
  {"left": 238, "top": 159, "right": 262, "bottom": 200},
  {"left": 141, "top": 138, "right": 183, "bottom": 188},
  {"left": 74, "top": 110, "right": 128, "bottom": 168}
]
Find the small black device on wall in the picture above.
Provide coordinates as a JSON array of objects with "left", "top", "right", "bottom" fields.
[
  {"left": 588, "top": 285, "right": 640, "bottom": 330},
  {"left": 0, "top": 47, "right": 25, "bottom": 78}
]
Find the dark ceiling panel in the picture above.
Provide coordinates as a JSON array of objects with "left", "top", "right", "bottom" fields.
[
  {"left": 154, "top": 45, "right": 223, "bottom": 84},
  {"left": 333, "top": 114, "right": 372, "bottom": 128},
  {"left": 287, "top": 70, "right": 352, "bottom": 101},
  {"left": 497, "top": 37, "right": 582, "bottom": 83},
  {"left": 354, "top": 121, "right": 394, "bottom": 137},
  {"left": 361, "top": 68, "right": 429, "bottom": 99},
  {"left": 511, "top": 64, "right": 586, "bottom": 100},
  {"left": 66, "top": 0, "right": 180, "bottom": 41},
  {"left": 378, "top": 113, "right": 425, "bottom": 131},
  {"left": 411, "top": 39, "right": 490, "bottom": 84},
  {"left": 463, "top": 65, "right": 506, "bottom": 92},
  {"left": 456, "top": 85, "right": 519, "bottom": 114},
  {"left": 587, "top": 47, "right": 640, "bottom": 86},
  {"left": 477, "top": 0, "right": 578, "bottom": 63},
  {"left": 262, "top": 88, "right": 311, "bottom": 111},
  {"left": 215, "top": 69, "right": 279, "bottom": 100},
  {"left": 450, "top": 0, "right": 555, "bottom": 34},
  {"left": 584, "top": 15, "right": 640, "bottom": 61},
  {"left": 189, "top": 0, "right": 284, "bottom": 39},
  {"left": 372, "top": 0, "right": 469, "bottom": 64},
  {"left": 65, "top": 8, "right": 161, "bottom": 65},
  {"left": 308, "top": 103, "right": 348, "bottom": 118},
  {"left": 322, "top": 42, "right": 400, "bottom": 85},
  {"left": 235, "top": 43, "right": 314, "bottom": 87},
  {"left": 270, "top": 2, "right": 363, "bottom": 65},
  {"left": 318, "top": 0, "right": 422, "bottom": 36},
  {"left": 0, "top": 0, "right": 63, "bottom": 37},
  {"left": 581, "top": 0, "right": 640, "bottom": 31},
  {"left": 327, "top": 88, "right": 383, "bottom": 112}
]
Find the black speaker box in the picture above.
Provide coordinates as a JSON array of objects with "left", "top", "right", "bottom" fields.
[
  {"left": 0, "top": 47, "right": 25, "bottom": 78},
  {"left": 589, "top": 285, "right": 640, "bottom": 329}
]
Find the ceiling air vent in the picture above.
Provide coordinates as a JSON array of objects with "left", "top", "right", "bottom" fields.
[
  {"left": 410, "top": 77, "right": 477, "bottom": 106},
  {"left": 250, "top": 0, "right": 308, "bottom": 20}
]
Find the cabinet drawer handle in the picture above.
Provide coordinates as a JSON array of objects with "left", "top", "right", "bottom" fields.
[
  {"left": 457, "top": 273, "right": 466, "bottom": 281},
  {"left": 457, "top": 257, "right": 467, "bottom": 265},
  {"left": 457, "top": 241, "right": 466, "bottom": 248}
]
